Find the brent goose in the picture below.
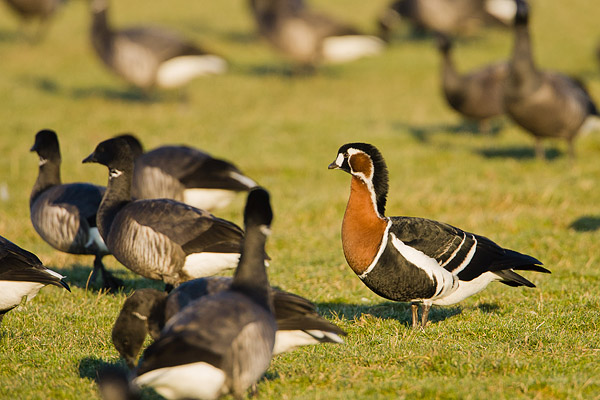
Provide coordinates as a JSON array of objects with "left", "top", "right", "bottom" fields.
[
  {"left": 3, "top": 0, "right": 63, "bottom": 40},
  {"left": 115, "top": 134, "right": 257, "bottom": 211},
  {"left": 29, "top": 129, "right": 120, "bottom": 290},
  {"left": 0, "top": 235, "right": 70, "bottom": 324},
  {"left": 82, "top": 137, "right": 246, "bottom": 286},
  {"left": 329, "top": 142, "right": 550, "bottom": 328}
]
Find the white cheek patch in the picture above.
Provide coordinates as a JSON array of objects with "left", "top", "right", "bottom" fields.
[
  {"left": 334, "top": 153, "right": 344, "bottom": 167},
  {"left": 109, "top": 169, "right": 123, "bottom": 179}
]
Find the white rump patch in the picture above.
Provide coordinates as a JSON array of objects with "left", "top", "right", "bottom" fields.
[
  {"left": 485, "top": 0, "right": 517, "bottom": 24},
  {"left": 228, "top": 171, "right": 257, "bottom": 189},
  {"left": 0, "top": 281, "right": 45, "bottom": 310},
  {"left": 181, "top": 252, "right": 240, "bottom": 278},
  {"left": 85, "top": 227, "right": 109, "bottom": 253},
  {"left": 322, "top": 35, "right": 385, "bottom": 63},
  {"left": 273, "top": 330, "right": 345, "bottom": 354},
  {"left": 157, "top": 55, "right": 227, "bottom": 88},
  {"left": 183, "top": 188, "right": 237, "bottom": 211},
  {"left": 432, "top": 271, "right": 499, "bottom": 305},
  {"left": 134, "top": 362, "right": 226, "bottom": 400},
  {"left": 579, "top": 115, "right": 600, "bottom": 135}
]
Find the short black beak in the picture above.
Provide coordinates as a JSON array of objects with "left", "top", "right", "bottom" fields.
[
  {"left": 328, "top": 162, "right": 339, "bottom": 170},
  {"left": 30, "top": 144, "right": 37, "bottom": 152},
  {"left": 82, "top": 153, "right": 96, "bottom": 164}
]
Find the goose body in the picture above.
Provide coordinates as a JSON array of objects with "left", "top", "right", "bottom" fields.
[
  {"left": 250, "top": 0, "right": 384, "bottom": 66},
  {"left": 504, "top": 0, "right": 599, "bottom": 158},
  {"left": 117, "top": 134, "right": 256, "bottom": 211},
  {"left": 0, "top": 235, "right": 70, "bottom": 324},
  {"left": 437, "top": 34, "right": 507, "bottom": 131},
  {"left": 329, "top": 142, "right": 549, "bottom": 328},
  {"left": 90, "top": 0, "right": 226, "bottom": 90},
  {"left": 83, "top": 137, "right": 246, "bottom": 286},
  {"left": 131, "top": 188, "right": 277, "bottom": 399},
  {"left": 112, "top": 277, "right": 345, "bottom": 368},
  {"left": 29, "top": 130, "right": 119, "bottom": 290}
]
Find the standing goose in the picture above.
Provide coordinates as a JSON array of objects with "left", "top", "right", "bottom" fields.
[
  {"left": 249, "top": 0, "right": 385, "bottom": 66},
  {"left": 3, "top": 0, "right": 63, "bottom": 40},
  {"left": 115, "top": 134, "right": 257, "bottom": 212},
  {"left": 112, "top": 277, "right": 345, "bottom": 368},
  {"left": 29, "top": 129, "right": 120, "bottom": 290},
  {"left": 82, "top": 137, "right": 246, "bottom": 286},
  {"left": 329, "top": 143, "right": 549, "bottom": 328},
  {"left": 90, "top": 0, "right": 227, "bottom": 90},
  {"left": 0, "top": 235, "right": 70, "bottom": 325},
  {"left": 436, "top": 34, "right": 508, "bottom": 133},
  {"left": 130, "top": 188, "right": 277, "bottom": 399},
  {"left": 504, "top": 0, "right": 599, "bottom": 159}
]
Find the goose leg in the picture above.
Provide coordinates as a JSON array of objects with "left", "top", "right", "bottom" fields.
[
  {"left": 420, "top": 304, "right": 431, "bottom": 328},
  {"left": 411, "top": 303, "right": 419, "bottom": 328},
  {"left": 567, "top": 138, "right": 576, "bottom": 160},
  {"left": 93, "top": 255, "right": 124, "bottom": 291},
  {"left": 534, "top": 138, "right": 545, "bottom": 159}
]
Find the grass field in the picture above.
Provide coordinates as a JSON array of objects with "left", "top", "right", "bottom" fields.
[{"left": 1, "top": 0, "right": 600, "bottom": 398}]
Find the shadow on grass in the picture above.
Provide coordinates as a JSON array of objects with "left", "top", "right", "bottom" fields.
[
  {"left": 477, "top": 145, "right": 562, "bottom": 160},
  {"left": 476, "top": 302, "right": 500, "bottom": 313},
  {"left": 318, "top": 301, "right": 462, "bottom": 327},
  {"left": 570, "top": 216, "right": 600, "bottom": 232},
  {"left": 392, "top": 120, "right": 504, "bottom": 143}
]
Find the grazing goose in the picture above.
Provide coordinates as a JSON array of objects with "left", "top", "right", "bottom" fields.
[
  {"left": 504, "top": 0, "right": 599, "bottom": 159},
  {"left": 3, "top": 0, "right": 63, "bottom": 40},
  {"left": 131, "top": 188, "right": 277, "bottom": 399},
  {"left": 112, "top": 278, "right": 345, "bottom": 368},
  {"left": 329, "top": 143, "right": 550, "bottom": 328},
  {"left": 90, "top": 0, "right": 227, "bottom": 90},
  {"left": 249, "top": 0, "right": 385, "bottom": 66},
  {"left": 29, "top": 129, "right": 120, "bottom": 290},
  {"left": 82, "top": 137, "right": 246, "bottom": 286},
  {"left": 0, "top": 235, "right": 70, "bottom": 324},
  {"left": 436, "top": 34, "right": 508, "bottom": 132},
  {"left": 115, "top": 134, "right": 257, "bottom": 211}
]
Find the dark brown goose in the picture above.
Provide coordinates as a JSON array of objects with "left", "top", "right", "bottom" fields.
[
  {"left": 504, "top": 0, "right": 599, "bottom": 158},
  {"left": 115, "top": 134, "right": 257, "bottom": 212},
  {"left": 29, "top": 130, "right": 120, "bottom": 290},
  {"left": 3, "top": 0, "right": 63, "bottom": 39},
  {"left": 90, "top": 0, "right": 227, "bottom": 90}
]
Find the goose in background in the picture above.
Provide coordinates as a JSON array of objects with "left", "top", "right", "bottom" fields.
[
  {"left": 82, "top": 137, "right": 248, "bottom": 287},
  {"left": 436, "top": 33, "right": 508, "bottom": 133},
  {"left": 504, "top": 0, "right": 599, "bottom": 159},
  {"left": 378, "top": 0, "right": 515, "bottom": 41},
  {"left": 249, "top": 0, "right": 385, "bottom": 67},
  {"left": 29, "top": 130, "right": 120, "bottom": 291},
  {"left": 112, "top": 278, "right": 346, "bottom": 368},
  {"left": 89, "top": 0, "right": 227, "bottom": 91},
  {"left": 3, "top": 0, "right": 64, "bottom": 40},
  {"left": 329, "top": 143, "right": 549, "bottom": 328},
  {"left": 125, "top": 188, "right": 277, "bottom": 399},
  {"left": 115, "top": 134, "right": 257, "bottom": 212},
  {"left": 0, "top": 235, "right": 70, "bottom": 325}
]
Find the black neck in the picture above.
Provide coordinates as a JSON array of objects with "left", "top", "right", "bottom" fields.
[
  {"left": 97, "top": 166, "right": 133, "bottom": 240},
  {"left": 510, "top": 23, "right": 537, "bottom": 84},
  {"left": 91, "top": 2, "right": 113, "bottom": 57},
  {"left": 30, "top": 158, "right": 61, "bottom": 205}
]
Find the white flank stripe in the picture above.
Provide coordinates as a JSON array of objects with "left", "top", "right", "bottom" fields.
[
  {"left": 322, "top": 35, "right": 385, "bottom": 63},
  {"left": 485, "top": 0, "right": 517, "bottom": 24},
  {"left": 157, "top": 55, "right": 227, "bottom": 89},
  {"left": 183, "top": 188, "right": 237, "bottom": 211},
  {"left": 451, "top": 235, "right": 477, "bottom": 275},
  {"left": 440, "top": 232, "right": 466, "bottom": 268},
  {"left": 359, "top": 220, "right": 392, "bottom": 279},
  {"left": 432, "top": 271, "right": 499, "bottom": 306},
  {"left": 181, "top": 252, "right": 240, "bottom": 278},
  {"left": 228, "top": 171, "right": 257, "bottom": 189}
]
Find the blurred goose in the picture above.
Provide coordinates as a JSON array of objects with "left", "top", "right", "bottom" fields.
[
  {"left": 249, "top": 0, "right": 385, "bottom": 66},
  {"left": 82, "top": 137, "right": 247, "bottom": 286},
  {"left": 112, "top": 277, "right": 346, "bottom": 368},
  {"left": 3, "top": 0, "right": 63, "bottom": 40},
  {"left": 130, "top": 188, "right": 277, "bottom": 399},
  {"left": 115, "top": 134, "right": 257, "bottom": 211},
  {"left": 504, "top": 0, "right": 599, "bottom": 159},
  {"left": 90, "top": 0, "right": 227, "bottom": 90},
  {"left": 29, "top": 130, "right": 120, "bottom": 290},
  {"left": 329, "top": 143, "right": 549, "bottom": 328},
  {"left": 436, "top": 34, "right": 508, "bottom": 132},
  {"left": 0, "top": 235, "right": 70, "bottom": 324}
]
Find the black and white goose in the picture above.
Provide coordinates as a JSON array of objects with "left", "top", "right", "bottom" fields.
[
  {"left": 115, "top": 134, "right": 257, "bottom": 212},
  {"left": 112, "top": 277, "right": 345, "bottom": 368},
  {"left": 328, "top": 143, "right": 550, "bottom": 328},
  {"left": 82, "top": 137, "right": 246, "bottom": 286},
  {"left": 29, "top": 129, "right": 120, "bottom": 290},
  {"left": 436, "top": 34, "right": 508, "bottom": 133},
  {"left": 249, "top": 0, "right": 385, "bottom": 66},
  {"left": 90, "top": 0, "right": 227, "bottom": 90},
  {"left": 130, "top": 188, "right": 277, "bottom": 399},
  {"left": 504, "top": 0, "right": 599, "bottom": 159},
  {"left": 0, "top": 235, "right": 70, "bottom": 324}
]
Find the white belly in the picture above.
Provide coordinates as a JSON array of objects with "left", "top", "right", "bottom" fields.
[
  {"left": 432, "top": 271, "right": 499, "bottom": 306},
  {"left": 183, "top": 189, "right": 237, "bottom": 211},
  {"left": 322, "top": 35, "right": 385, "bottom": 63},
  {"left": 0, "top": 281, "right": 45, "bottom": 310},
  {"left": 181, "top": 252, "right": 240, "bottom": 278},
  {"left": 157, "top": 55, "right": 227, "bottom": 89}
]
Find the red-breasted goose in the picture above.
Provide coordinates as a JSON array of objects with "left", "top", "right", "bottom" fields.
[
  {"left": 90, "top": 0, "right": 227, "bottom": 90},
  {"left": 436, "top": 34, "right": 508, "bottom": 133},
  {"left": 0, "top": 235, "right": 70, "bottom": 324},
  {"left": 115, "top": 134, "right": 257, "bottom": 212},
  {"left": 29, "top": 130, "right": 120, "bottom": 291},
  {"left": 249, "top": 0, "right": 385, "bottom": 66},
  {"left": 112, "top": 277, "right": 345, "bottom": 368},
  {"left": 131, "top": 188, "right": 277, "bottom": 399},
  {"left": 329, "top": 143, "right": 550, "bottom": 328},
  {"left": 504, "top": 0, "right": 599, "bottom": 159},
  {"left": 82, "top": 137, "right": 247, "bottom": 286}
]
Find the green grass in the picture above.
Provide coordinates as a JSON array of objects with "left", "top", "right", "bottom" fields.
[{"left": 1, "top": 0, "right": 600, "bottom": 398}]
